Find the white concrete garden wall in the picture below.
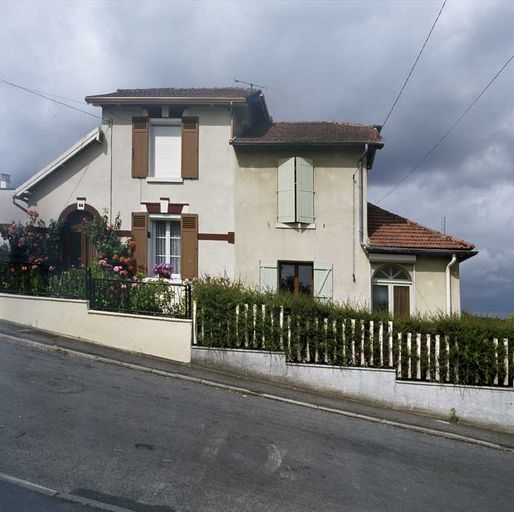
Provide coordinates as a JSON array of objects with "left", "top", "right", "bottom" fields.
[
  {"left": 0, "top": 293, "right": 192, "bottom": 363},
  {"left": 192, "top": 346, "right": 514, "bottom": 433}
]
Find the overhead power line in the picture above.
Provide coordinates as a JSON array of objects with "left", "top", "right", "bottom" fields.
[
  {"left": 377, "top": 53, "right": 514, "bottom": 205},
  {"left": 0, "top": 77, "right": 135, "bottom": 124},
  {"left": 382, "top": 0, "right": 447, "bottom": 130},
  {"left": 0, "top": 77, "right": 102, "bottom": 120}
]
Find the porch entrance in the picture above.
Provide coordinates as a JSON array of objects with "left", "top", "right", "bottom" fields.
[{"left": 61, "top": 210, "right": 95, "bottom": 268}]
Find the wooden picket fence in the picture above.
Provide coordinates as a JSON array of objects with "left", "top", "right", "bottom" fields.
[{"left": 193, "top": 302, "right": 513, "bottom": 387}]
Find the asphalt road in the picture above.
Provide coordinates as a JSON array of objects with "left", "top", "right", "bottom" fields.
[
  {"left": 0, "top": 338, "right": 512, "bottom": 512},
  {"left": 0, "top": 480, "right": 95, "bottom": 512}
]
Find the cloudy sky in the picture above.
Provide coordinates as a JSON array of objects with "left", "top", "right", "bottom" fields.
[{"left": 1, "top": 0, "right": 513, "bottom": 314}]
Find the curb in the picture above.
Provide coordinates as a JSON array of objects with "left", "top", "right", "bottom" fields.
[
  {"left": 0, "top": 472, "right": 134, "bottom": 511},
  {"left": 1, "top": 333, "right": 512, "bottom": 453}
]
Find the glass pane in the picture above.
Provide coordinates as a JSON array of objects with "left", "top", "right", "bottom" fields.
[
  {"left": 154, "top": 221, "right": 166, "bottom": 264},
  {"left": 298, "top": 264, "right": 313, "bottom": 295},
  {"left": 279, "top": 264, "right": 295, "bottom": 293},
  {"left": 373, "top": 264, "right": 410, "bottom": 282},
  {"left": 171, "top": 257, "right": 180, "bottom": 275},
  {"left": 372, "top": 285, "right": 389, "bottom": 313}
]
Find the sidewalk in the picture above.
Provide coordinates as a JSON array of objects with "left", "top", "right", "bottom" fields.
[{"left": 0, "top": 319, "right": 512, "bottom": 451}]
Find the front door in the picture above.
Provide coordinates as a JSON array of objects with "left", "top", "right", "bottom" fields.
[
  {"left": 394, "top": 286, "right": 410, "bottom": 316},
  {"left": 62, "top": 211, "right": 95, "bottom": 268}
]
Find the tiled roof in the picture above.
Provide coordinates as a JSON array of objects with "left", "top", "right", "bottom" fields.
[
  {"left": 368, "top": 203, "right": 474, "bottom": 251},
  {"left": 232, "top": 121, "right": 383, "bottom": 145},
  {"left": 86, "top": 87, "right": 258, "bottom": 101}
]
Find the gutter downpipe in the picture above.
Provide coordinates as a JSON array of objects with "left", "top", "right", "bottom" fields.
[
  {"left": 352, "top": 144, "right": 369, "bottom": 282},
  {"left": 446, "top": 253, "right": 458, "bottom": 315}
]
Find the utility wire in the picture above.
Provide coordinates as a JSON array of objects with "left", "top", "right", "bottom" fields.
[
  {"left": 28, "top": 88, "right": 91, "bottom": 105},
  {"left": 0, "top": 77, "right": 134, "bottom": 123},
  {"left": 382, "top": 0, "right": 447, "bottom": 130},
  {"left": 377, "top": 53, "right": 514, "bottom": 204},
  {"left": 0, "top": 77, "right": 102, "bottom": 120}
]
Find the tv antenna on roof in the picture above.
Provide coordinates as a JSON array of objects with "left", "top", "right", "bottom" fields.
[{"left": 234, "top": 79, "right": 267, "bottom": 90}]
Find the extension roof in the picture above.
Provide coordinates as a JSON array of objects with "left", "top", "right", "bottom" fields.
[
  {"left": 231, "top": 121, "right": 383, "bottom": 146},
  {"left": 14, "top": 127, "right": 103, "bottom": 197},
  {"left": 368, "top": 203, "right": 475, "bottom": 253}
]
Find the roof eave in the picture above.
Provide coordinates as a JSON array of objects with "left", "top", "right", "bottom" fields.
[
  {"left": 85, "top": 96, "right": 250, "bottom": 106},
  {"left": 14, "top": 127, "right": 103, "bottom": 197},
  {"left": 230, "top": 140, "right": 384, "bottom": 147},
  {"left": 366, "top": 245, "right": 477, "bottom": 261}
]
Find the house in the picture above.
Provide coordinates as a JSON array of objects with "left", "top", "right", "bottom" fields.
[{"left": 11, "top": 87, "right": 476, "bottom": 315}]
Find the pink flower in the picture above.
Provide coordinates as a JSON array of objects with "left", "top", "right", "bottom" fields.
[
  {"left": 18, "top": 237, "right": 26, "bottom": 247},
  {"left": 121, "top": 284, "right": 127, "bottom": 290},
  {"left": 109, "top": 285, "right": 115, "bottom": 291},
  {"left": 98, "top": 259, "right": 108, "bottom": 267},
  {"left": 21, "top": 266, "right": 27, "bottom": 272},
  {"left": 131, "top": 283, "right": 137, "bottom": 288},
  {"left": 113, "top": 266, "right": 122, "bottom": 273},
  {"left": 9, "top": 267, "right": 15, "bottom": 273},
  {"left": 120, "top": 270, "right": 128, "bottom": 276}
]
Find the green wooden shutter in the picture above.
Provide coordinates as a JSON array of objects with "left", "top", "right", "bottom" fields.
[
  {"left": 277, "top": 158, "right": 296, "bottom": 223},
  {"left": 295, "top": 157, "right": 314, "bottom": 224},
  {"left": 259, "top": 260, "right": 278, "bottom": 291},
  {"left": 314, "top": 261, "right": 333, "bottom": 302}
]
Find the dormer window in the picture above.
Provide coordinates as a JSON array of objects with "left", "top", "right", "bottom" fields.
[{"left": 149, "top": 119, "right": 182, "bottom": 180}]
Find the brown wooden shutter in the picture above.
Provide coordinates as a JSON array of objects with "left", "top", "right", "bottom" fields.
[
  {"left": 181, "top": 117, "right": 199, "bottom": 179},
  {"left": 131, "top": 212, "right": 148, "bottom": 274},
  {"left": 181, "top": 213, "right": 198, "bottom": 279},
  {"left": 132, "top": 117, "right": 149, "bottom": 178}
]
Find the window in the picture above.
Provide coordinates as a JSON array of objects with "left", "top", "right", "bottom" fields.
[
  {"left": 277, "top": 157, "right": 314, "bottom": 224},
  {"left": 371, "top": 264, "right": 412, "bottom": 316},
  {"left": 149, "top": 120, "right": 181, "bottom": 179},
  {"left": 279, "top": 261, "right": 313, "bottom": 295},
  {"left": 152, "top": 220, "right": 181, "bottom": 276}
]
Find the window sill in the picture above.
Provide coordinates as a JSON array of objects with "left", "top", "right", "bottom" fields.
[
  {"left": 146, "top": 177, "right": 183, "bottom": 184},
  {"left": 275, "top": 222, "right": 316, "bottom": 230},
  {"left": 143, "top": 276, "right": 182, "bottom": 284}
]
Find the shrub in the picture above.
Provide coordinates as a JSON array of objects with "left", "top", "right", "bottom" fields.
[
  {"left": 1, "top": 210, "right": 60, "bottom": 265},
  {"left": 192, "top": 277, "right": 514, "bottom": 387},
  {"left": 80, "top": 211, "right": 136, "bottom": 276}
]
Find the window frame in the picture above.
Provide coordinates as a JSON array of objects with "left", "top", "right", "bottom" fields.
[
  {"left": 148, "top": 118, "right": 182, "bottom": 181},
  {"left": 371, "top": 264, "right": 413, "bottom": 316},
  {"left": 278, "top": 260, "right": 314, "bottom": 296},
  {"left": 148, "top": 214, "right": 182, "bottom": 281}
]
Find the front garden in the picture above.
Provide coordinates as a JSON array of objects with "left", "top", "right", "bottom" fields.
[{"left": 0, "top": 210, "right": 191, "bottom": 318}]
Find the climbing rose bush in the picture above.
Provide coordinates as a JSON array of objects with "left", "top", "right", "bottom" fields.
[{"left": 1, "top": 210, "right": 60, "bottom": 265}]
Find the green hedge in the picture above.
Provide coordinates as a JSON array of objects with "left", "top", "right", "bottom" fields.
[{"left": 192, "top": 277, "right": 514, "bottom": 387}]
